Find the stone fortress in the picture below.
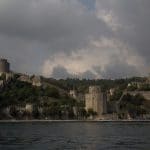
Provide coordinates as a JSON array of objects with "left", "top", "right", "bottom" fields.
[
  {"left": 70, "top": 83, "right": 150, "bottom": 119},
  {"left": 1, "top": 58, "right": 150, "bottom": 119},
  {"left": 69, "top": 86, "right": 108, "bottom": 117},
  {"left": 85, "top": 86, "right": 107, "bottom": 116},
  {"left": 0, "top": 58, "right": 42, "bottom": 87}
]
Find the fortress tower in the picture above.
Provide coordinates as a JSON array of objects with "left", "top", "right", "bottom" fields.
[
  {"left": 0, "top": 58, "right": 10, "bottom": 74},
  {"left": 85, "top": 86, "right": 107, "bottom": 116}
]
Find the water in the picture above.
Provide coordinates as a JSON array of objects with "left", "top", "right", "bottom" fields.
[{"left": 0, "top": 121, "right": 150, "bottom": 150}]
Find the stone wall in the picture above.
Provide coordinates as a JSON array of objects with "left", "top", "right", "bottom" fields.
[
  {"left": 85, "top": 86, "right": 107, "bottom": 116},
  {"left": 18, "top": 74, "right": 42, "bottom": 87}
]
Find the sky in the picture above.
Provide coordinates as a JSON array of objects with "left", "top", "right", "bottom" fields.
[{"left": 0, "top": 0, "right": 150, "bottom": 79}]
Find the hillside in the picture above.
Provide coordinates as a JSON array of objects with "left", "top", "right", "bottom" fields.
[
  {"left": 0, "top": 74, "right": 84, "bottom": 120},
  {"left": 0, "top": 73, "right": 150, "bottom": 120}
]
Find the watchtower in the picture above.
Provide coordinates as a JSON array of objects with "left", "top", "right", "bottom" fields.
[
  {"left": 85, "top": 86, "right": 107, "bottom": 116},
  {"left": 0, "top": 58, "right": 10, "bottom": 74}
]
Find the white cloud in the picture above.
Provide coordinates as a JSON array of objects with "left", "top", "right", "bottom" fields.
[{"left": 42, "top": 37, "right": 144, "bottom": 78}]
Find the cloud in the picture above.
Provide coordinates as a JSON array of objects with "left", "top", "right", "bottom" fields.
[
  {"left": 51, "top": 65, "right": 96, "bottom": 79},
  {"left": 0, "top": 0, "right": 149, "bottom": 79},
  {"left": 0, "top": 0, "right": 112, "bottom": 76},
  {"left": 96, "top": 0, "right": 150, "bottom": 66},
  {"left": 51, "top": 65, "right": 73, "bottom": 79},
  {"left": 94, "top": 56, "right": 140, "bottom": 79},
  {"left": 42, "top": 37, "right": 144, "bottom": 79},
  {"left": 0, "top": 0, "right": 110, "bottom": 53}
]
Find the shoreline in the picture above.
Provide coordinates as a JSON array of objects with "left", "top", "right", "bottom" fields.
[{"left": 0, "top": 119, "right": 150, "bottom": 123}]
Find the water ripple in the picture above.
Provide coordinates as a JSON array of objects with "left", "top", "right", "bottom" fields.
[{"left": 0, "top": 122, "right": 150, "bottom": 150}]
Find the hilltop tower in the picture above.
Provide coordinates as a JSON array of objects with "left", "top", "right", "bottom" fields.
[
  {"left": 0, "top": 58, "right": 10, "bottom": 74},
  {"left": 85, "top": 86, "right": 107, "bottom": 116}
]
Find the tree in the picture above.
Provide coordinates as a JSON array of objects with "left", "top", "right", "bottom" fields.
[
  {"left": 78, "top": 108, "right": 87, "bottom": 119},
  {"left": 32, "top": 105, "right": 40, "bottom": 119},
  {"left": 110, "top": 89, "right": 123, "bottom": 101},
  {"left": 119, "top": 93, "right": 146, "bottom": 118},
  {"left": 0, "top": 73, "right": 6, "bottom": 80},
  {"left": 44, "top": 87, "right": 60, "bottom": 98},
  {"left": 87, "top": 108, "right": 97, "bottom": 118}
]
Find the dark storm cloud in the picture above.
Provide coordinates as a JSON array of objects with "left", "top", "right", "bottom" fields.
[
  {"left": 0, "top": 0, "right": 150, "bottom": 78},
  {"left": 51, "top": 65, "right": 73, "bottom": 79},
  {"left": 97, "top": 0, "right": 150, "bottom": 65},
  {"left": 0, "top": 35, "right": 48, "bottom": 74},
  {"left": 115, "top": 0, "right": 150, "bottom": 64},
  {"left": 79, "top": 0, "right": 96, "bottom": 10},
  {"left": 81, "top": 70, "right": 96, "bottom": 79},
  {"left": 51, "top": 65, "right": 96, "bottom": 79},
  {"left": 94, "top": 59, "right": 140, "bottom": 79},
  {"left": 0, "top": 0, "right": 113, "bottom": 77},
  {"left": 92, "top": 53, "right": 141, "bottom": 79},
  {"left": 0, "top": 0, "right": 111, "bottom": 54}
]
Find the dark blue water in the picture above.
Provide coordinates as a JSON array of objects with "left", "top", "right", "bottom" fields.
[{"left": 0, "top": 121, "right": 150, "bottom": 150}]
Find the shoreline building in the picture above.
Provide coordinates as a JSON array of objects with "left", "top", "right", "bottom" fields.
[
  {"left": 85, "top": 86, "right": 107, "bottom": 116},
  {"left": 0, "top": 58, "right": 10, "bottom": 75}
]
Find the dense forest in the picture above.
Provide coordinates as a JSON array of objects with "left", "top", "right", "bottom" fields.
[{"left": 44, "top": 76, "right": 148, "bottom": 92}]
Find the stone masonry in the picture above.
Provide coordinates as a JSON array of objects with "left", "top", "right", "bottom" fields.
[{"left": 85, "top": 86, "right": 107, "bottom": 116}]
